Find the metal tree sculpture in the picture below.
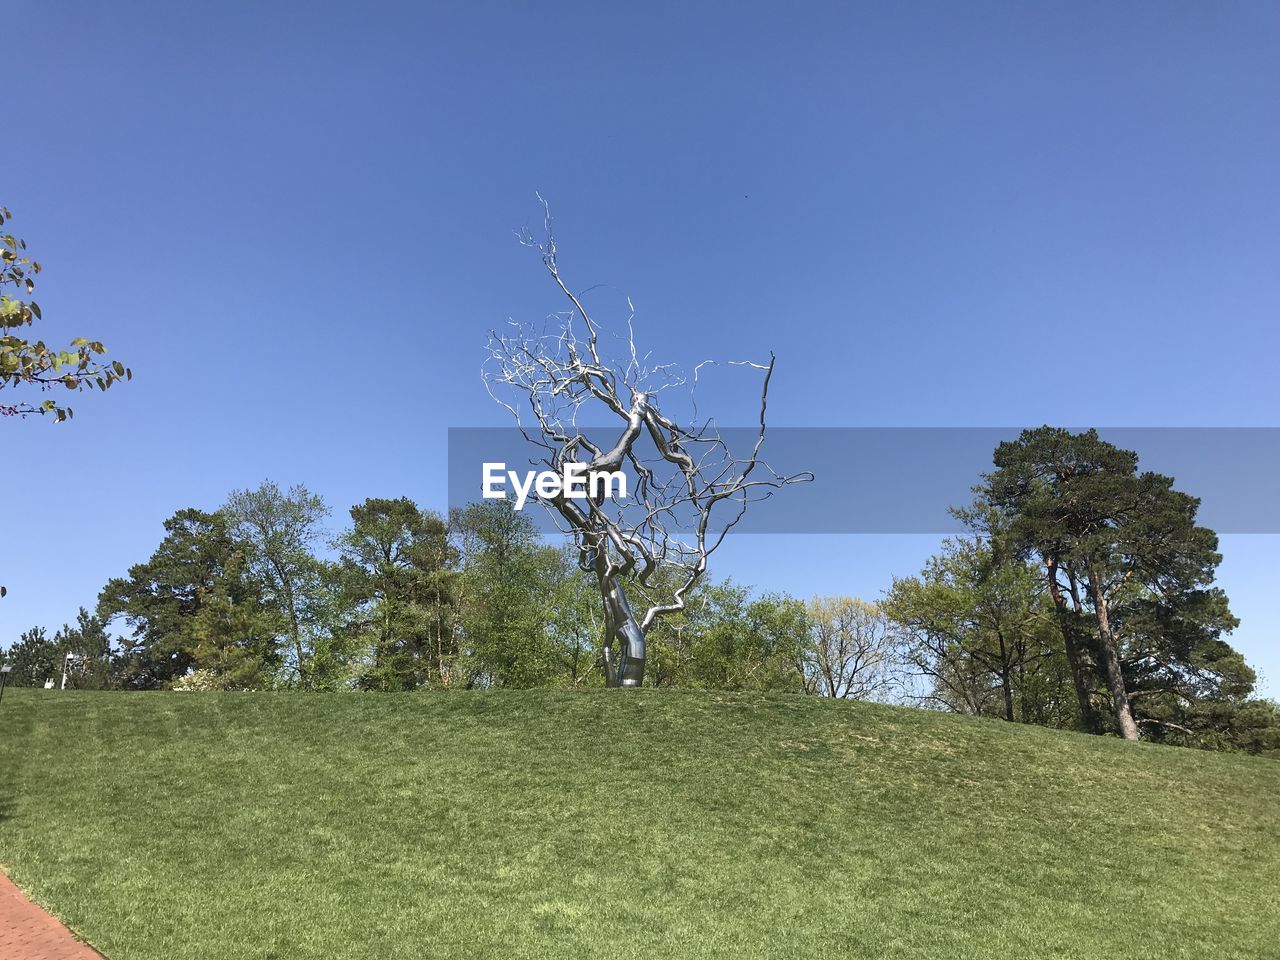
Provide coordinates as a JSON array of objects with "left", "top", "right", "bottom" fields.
[{"left": 485, "top": 210, "right": 810, "bottom": 687}]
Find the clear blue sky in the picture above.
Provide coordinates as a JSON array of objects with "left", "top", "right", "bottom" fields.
[{"left": 5, "top": 1, "right": 1278, "bottom": 693}]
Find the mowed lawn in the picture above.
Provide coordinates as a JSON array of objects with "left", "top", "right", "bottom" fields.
[{"left": 0, "top": 689, "right": 1276, "bottom": 959}]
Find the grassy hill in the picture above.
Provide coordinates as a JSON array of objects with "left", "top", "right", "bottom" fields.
[{"left": 0, "top": 689, "right": 1276, "bottom": 960}]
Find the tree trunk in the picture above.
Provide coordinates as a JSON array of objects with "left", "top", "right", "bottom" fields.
[
  {"left": 271, "top": 557, "right": 307, "bottom": 689},
  {"left": 1088, "top": 571, "right": 1139, "bottom": 741},
  {"left": 596, "top": 563, "right": 645, "bottom": 687},
  {"left": 1015, "top": 637, "right": 1032, "bottom": 724},
  {"left": 1046, "top": 559, "right": 1101, "bottom": 733},
  {"left": 996, "top": 631, "right": 1015, "bottom": 721}
]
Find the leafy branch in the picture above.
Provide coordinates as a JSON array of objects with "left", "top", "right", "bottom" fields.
[{"left": 0, "top": 205, "right": 132, "bottom": 422}]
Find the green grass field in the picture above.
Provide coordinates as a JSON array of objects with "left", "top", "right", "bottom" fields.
[{"left": 0, "top": 688, "right": 1276, "bottom": 959}]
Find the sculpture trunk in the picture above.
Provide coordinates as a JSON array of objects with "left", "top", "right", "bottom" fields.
[{"left": 598, "top": 568, "right": 645, "bottom": 688}]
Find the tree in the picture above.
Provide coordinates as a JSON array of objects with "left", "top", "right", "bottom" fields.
[
  {"left": 335, "top": 497, "right": 457, "bottom": 690},
  {"left": 223, "top": 481, "right": 330, "bottom": 687},
  {"left": 884, "top": 539, "right": 1073, "bottom": 723},
  {"left": 451, "top": 500, "right": 570, "bottom": 688},
  {"left": 2, "top": 627, "right": 59, "bottom": 687},
  {"left": 801, "top": 597, "right": 899, "bottom": 701},
  {"left": 52, "top": 607, "right": 115, "bottom": 690},
  {"left": 543, "top": 547, "right": 604, "bottom": 686},
  {"left": 484, "top": 206, "right": 809, "bottom": 686},
  {"left": 1186, "top": 698, "right": 1280, "bottom": 757},
  {"left": 646, "top": 583, "right": 807, "bottom": 691},
  {"left": 1113, "top": 588, "right": 1278, "bottom": 749},
  {"left": 183, "top": 549, "right": 286, "bottom": 690},
  {"left": 99, "top": 508, "right": 278, "bottom": 689},
  {"left": 983, "top": 427, "right": 1242, "bottom": 741},
  {"left": 1, "top": 609, "right": 116, "bottom": 689},
  {"left": 0, "top": 205, "right": 130, "bottom": 422}
]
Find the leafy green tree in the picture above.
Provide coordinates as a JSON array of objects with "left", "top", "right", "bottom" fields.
[
  {"left": 99, "top": 508, "right": 278, "bottom": 689},
  {"left": 647, "top": 582, "right": 807, "bottom": 692},
  {"left": 335, "top": 497, "right": 457, "bottom": 690},
  {"left": 223, "top": 481, "right": 330, "bottom": 687},
  {"left": 299, "top": 565, "right": 367, "bottom": 691},
  {"left": 3, "top": 627, "right": 59, "bottom": 686},
  {"left": 0, "top": 205, "right": 130, "bottom": 422},
  {"left": 52, "top": 607, "right": 116, "bottom": 690},
  {"left": 544, "top": 549, "right": 604, "bottom": 686},
  {"left": 2, "top": 609, "right": 116, "bottom": 689},
  {"left": 884, "top": 539, "right": 1073, "bottom": 724},
  {"left": 704, "top": 590, "right": 807, "bottom": 692},
  {"left": 1112, "top": 589, "right": 1279, "bottom": 750},
  {"left": 1185, "top": 698, "right": 1280, "bottom": 757},
  {"left": 184, "top": 549, "right": 286, "bottom": 690},
  {"left": 450, "top": 501, "right": 572, "bottom": 688},
  {"left": 983, "top": 427, "right": 1246, "bottom": 741}
]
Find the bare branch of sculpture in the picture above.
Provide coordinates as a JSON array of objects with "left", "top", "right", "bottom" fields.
[{"left": 485, "top": 200, "right": 812, "bottom": 686}]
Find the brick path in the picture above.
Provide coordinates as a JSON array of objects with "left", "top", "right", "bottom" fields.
[{"left": 0, "top": 871, "right": 103, "bottom": 959}]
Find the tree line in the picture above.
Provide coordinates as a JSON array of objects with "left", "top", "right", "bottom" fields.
[
  {"left": 4, "top": 429, "right": 1278, "bottom": 757},
  {"left": 5, "top": 486, "right": 823, "bottom": 695}
]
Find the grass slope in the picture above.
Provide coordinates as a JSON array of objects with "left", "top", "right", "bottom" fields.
[{"left": 0, "top": 688, "right": 1276, "bottom": 959}]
